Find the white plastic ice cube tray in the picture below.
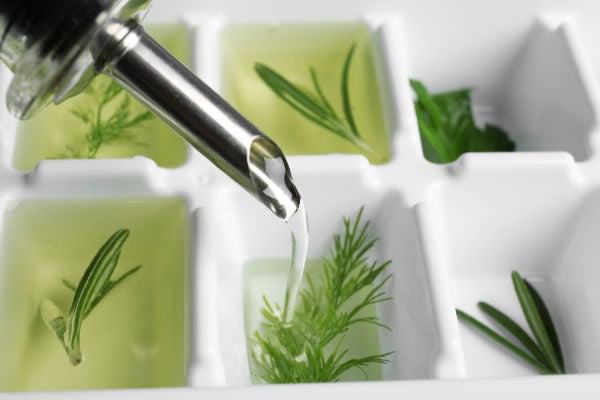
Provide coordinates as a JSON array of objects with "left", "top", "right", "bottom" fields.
[{"left": 2, "top": 0, "right": 600, "bottom": 398}]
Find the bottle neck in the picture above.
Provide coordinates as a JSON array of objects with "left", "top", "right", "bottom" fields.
[
  {"left": 0, "top": 0, "right": 149, "bottom": 119},
  {"left": 0, "top": 0, "right": 110, "bottom": 70}
]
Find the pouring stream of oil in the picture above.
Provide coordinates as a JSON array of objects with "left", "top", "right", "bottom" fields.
[
  {"left": 282, "top": 200, "right": 309, "bottom": 323},
  {"left": 247, "top": 137, "right": 309, "bottom": 324}
]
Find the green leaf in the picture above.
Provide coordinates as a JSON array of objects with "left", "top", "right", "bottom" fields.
[
  {"left": 62, "top": 268, "right": 142, "bottom": 320},
  {"left": 64, "top": 229, "right": 130, "bottom": 365},
  {"left": 512, "top": 271, "right": 563, "bottom": 374},
  {"left": 410, "top": 79, "right": 516, "bottom": 163},
  {"left": 410, "top": 80, "right": 444, "bottom": 130},
  {"left": 410, "top": 80, "right": 454, "bottom": 162},
  {"left": 310, "top": 67, "right": 337, "bottom": 117},
  {"left": 478, "top": 302, "right": 548, "bottom": 368},
  {"left": 62, "top": 279, "right": 77, "bottom": 292},
  {"left": 456, "top": 308, "right": 553, "bottom": 374},
  {"left": 413, "top": 107, "right": 449, "bottom": 163},
  {"left": 85, "top": 265, "right": 143, "bottom": 318},
  {"left": 255, "top": 63, "right": 339, "bottom": 132},
  {"left": 41, "top": 229, "right": 142, "bottom": 366},
  {"left": 469, "top": 124, "right": 516, "bottom": 153},
  {"left": 255, "top": 44, "right": 379, "bottom": 158},
  {"left": 430, "top": 88, "right": 475, "bottom": 156},
  {"left": 341, "top": 43, "right": 359, "bottom": 138},
  {"left": 456, "top": 271, "right": 565, "bottom": 375},
  {"left": 524, "top": 279, "right": 564, "bottom": 372}
]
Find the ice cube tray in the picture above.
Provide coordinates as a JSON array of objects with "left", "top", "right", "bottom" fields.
[{"left": 2, "top": 0, "right": 600, "bottom": 398}]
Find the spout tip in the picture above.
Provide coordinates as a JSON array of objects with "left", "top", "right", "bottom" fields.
[{"left": 248, "top": 136, "right": 301, "bottom": 220}]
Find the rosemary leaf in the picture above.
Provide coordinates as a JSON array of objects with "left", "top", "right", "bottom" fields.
[
  {"left": 254, "top": 64, "right": 336, "bottom": 129},
  {"left": 84, "top": 265, "right": 143, "bottom": 318},
  {"left": 341, "top": 43, "right": 359, "bottom": 137},
  {"left": 456, "top": 270, "right": 565, "bottom": 375},
  {"left": 456, "top": 309, "right": 553, "bottom": 374},
  {"left": 255, "top": 45, "right": 378, "bottom": 158},
  {"left": 511, "top": 271, "right": 563, "bottom": 374},
  {"left": 478, "top": 302, "right": 548, "bottom": 368},
  {"left": 310, "top": 67, "right": 337, "bottom": 117},
  {"left": 61, "top": 279, "right": 77, "bottom": 292},
  {"left": 524, "top": 279, "right": 565, "bottom": 372},
  {"left": 40, "top": 229, "right": 142, "bottom": 366}
]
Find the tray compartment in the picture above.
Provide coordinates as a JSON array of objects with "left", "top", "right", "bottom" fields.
[{"left": 0, "top": 195, "right": 190, "bottom": 390}]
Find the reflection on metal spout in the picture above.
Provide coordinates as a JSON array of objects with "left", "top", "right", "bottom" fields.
[{"left": 248, "top": 137, "right": 300, "bottom": 220}]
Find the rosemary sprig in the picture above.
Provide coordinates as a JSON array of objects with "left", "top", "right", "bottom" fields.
[
  {"left": 60, "top": 80, "right": 152, "bottom": 159},
  {"left": 40, "top": 229, "right": 142, "bottom": 366},
  {"left": 456, "top": 271, "right": 565, "bottom": 374},
  {"left": 255, "top": 44, "right": 377, "bottom": 157},
  {"left": 250, "top": 207, "right": 393, "bottom": 383}
]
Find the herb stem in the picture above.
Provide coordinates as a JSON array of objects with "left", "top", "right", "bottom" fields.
[{"left": 40, "top": 229, "right": 142, "bottom": 366}]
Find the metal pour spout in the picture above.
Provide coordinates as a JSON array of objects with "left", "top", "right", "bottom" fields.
[
  {"left": 0, "top": 0, "right": 300, "bottom": 220},
  {"left": 93, "top": 19, "right": 300, "bottom": 220}
]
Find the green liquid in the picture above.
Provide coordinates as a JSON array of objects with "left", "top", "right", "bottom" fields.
[
  {"left": 243, "top": 258, "right": 384, "bottom": 382},
  {"left": 11, "top": 23, "right": 191, "bottom": 171},
  {"left": 0, "top": 197, "right": 188, "bottom": 391},
  {"left": 221, "top": 23, "right": 391, "bottom": 164}
]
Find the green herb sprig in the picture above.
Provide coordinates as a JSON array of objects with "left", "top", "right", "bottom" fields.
[
  {"left": 59, "top": 80, "right": 152, "bottom": 159},
  {"left": 250, "top": 207, "right": 393, "bottom": 383},
  {"left": 456, "top": 271, "right": 565, "bottom": 374},
  {"left": 411, "top": 79, "right": 516, "bottom": 163},
  {"left": 255, "top": 44, "right": 377, "bottom": 157},
  {"left": 40, "top": 229, "right": 142, "bottom": 366}
]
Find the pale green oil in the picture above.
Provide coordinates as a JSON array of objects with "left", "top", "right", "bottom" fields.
[
  {"left": 243, "top": 258, "right": 384, "bottom": 382},
  {"left": 221, "top": 23, "right": 391, "bottom": 164},
  {"left": 11, "top": 23, "right": 191, "bottom": 171},
  {"left": 0, "top": 197, "right": 188, "bottom": 391}
]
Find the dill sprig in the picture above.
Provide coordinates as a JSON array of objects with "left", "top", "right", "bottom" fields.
[
  {"left": 250, "top": 207, "right": 393, "bottom": 383},
  {"left": 59, "top": 80, "right": 152, "bottom": 159},
  {"left": 456, "top": 271, "right": 565, "bottom": 374},
  {"left": 40, "top": 229, "right": 142, "bottom": 366},
  {"left": 255, "top": 44, "right": 377, "bottom": 157}
]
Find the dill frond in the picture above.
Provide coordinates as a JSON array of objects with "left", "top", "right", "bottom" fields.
[
  {"left": 57, "top": 80, "right": 152, "bottom": 159},
  {"left": 250, "top": 207, "right": 393, "bottom": 383}
]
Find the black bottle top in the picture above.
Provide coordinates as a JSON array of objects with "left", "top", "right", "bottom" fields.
[{"left": 0, "top": 0, "right": 111, "bottom": 58}]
